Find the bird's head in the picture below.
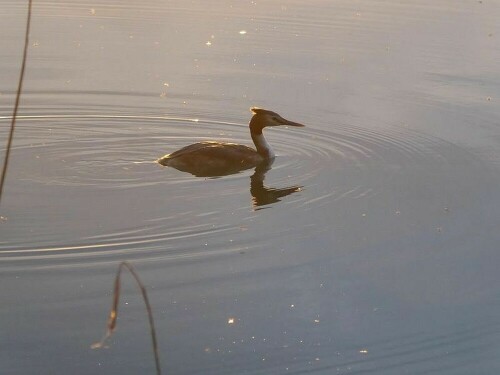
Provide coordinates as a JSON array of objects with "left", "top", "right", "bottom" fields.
[{"left": 249, "top": 107, "right": 305, "bottom": 134}]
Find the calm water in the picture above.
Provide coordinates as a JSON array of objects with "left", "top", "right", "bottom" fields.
[{"left": 1, "top": 1, "right": 500, "bottom": 374}]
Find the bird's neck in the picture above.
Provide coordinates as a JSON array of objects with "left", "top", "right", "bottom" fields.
[{"left": 251, "top": 130, "right": 275, "bottom": 159}]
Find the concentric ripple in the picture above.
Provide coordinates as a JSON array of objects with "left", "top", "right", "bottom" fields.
[{"left": 0, "top": 113, "right": 494, "bottom": 271}]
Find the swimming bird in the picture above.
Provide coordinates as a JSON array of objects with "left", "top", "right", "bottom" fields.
[{"left": 157, "top": 108, "right": 305, "bottom": 177}]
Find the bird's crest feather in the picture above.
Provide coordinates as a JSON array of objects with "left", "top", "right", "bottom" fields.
[{"left": 250, "top": 107, "right": 266, "bottom": 114}]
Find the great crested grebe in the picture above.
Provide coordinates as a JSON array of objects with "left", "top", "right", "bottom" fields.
[{"left": 157, "top": 107, "right": 305, "bottom": 177}]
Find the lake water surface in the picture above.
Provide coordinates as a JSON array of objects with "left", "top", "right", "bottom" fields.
[{"left": 1, "top": 1, "right": 500, "bottom": 374}]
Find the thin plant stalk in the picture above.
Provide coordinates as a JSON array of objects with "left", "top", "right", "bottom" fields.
[
  {"left": 0, "top": 0, "right": 33, "bottom": 208},
  {"left": 92, "top": 261, "right": 161, "bottom": 375}
]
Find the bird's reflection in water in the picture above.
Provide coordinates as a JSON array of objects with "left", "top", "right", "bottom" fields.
[
  {"left": 163, "top": 158, "right": 301, "bottom": 208},
  {"left": 250, "top": 159, "right": 301, "bottom": 209}
]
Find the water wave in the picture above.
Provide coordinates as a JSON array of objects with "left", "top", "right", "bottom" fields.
[{"left": 0, "top": 112, "right": 492, "bottom": 270}]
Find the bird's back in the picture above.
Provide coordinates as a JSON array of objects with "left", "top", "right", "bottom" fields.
[{"left": 157, "top": 141, "right": 263, "bottom": 177}]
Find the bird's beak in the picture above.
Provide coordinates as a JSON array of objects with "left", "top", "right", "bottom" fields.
[{"left": 278, "top": 117, "right": 305, "bottom": 127}]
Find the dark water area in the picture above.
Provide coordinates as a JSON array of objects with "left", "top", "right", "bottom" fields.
[{"left": 1, "top": 1, "right": 500, "bottom": 374}]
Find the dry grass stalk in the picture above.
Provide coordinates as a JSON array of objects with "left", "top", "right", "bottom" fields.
[
  {"left": 92, "top": 261, "right": 161, "bottom": 375},
  {"left": 0, "top": 0, "right": 33, "bottom": 208}
]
